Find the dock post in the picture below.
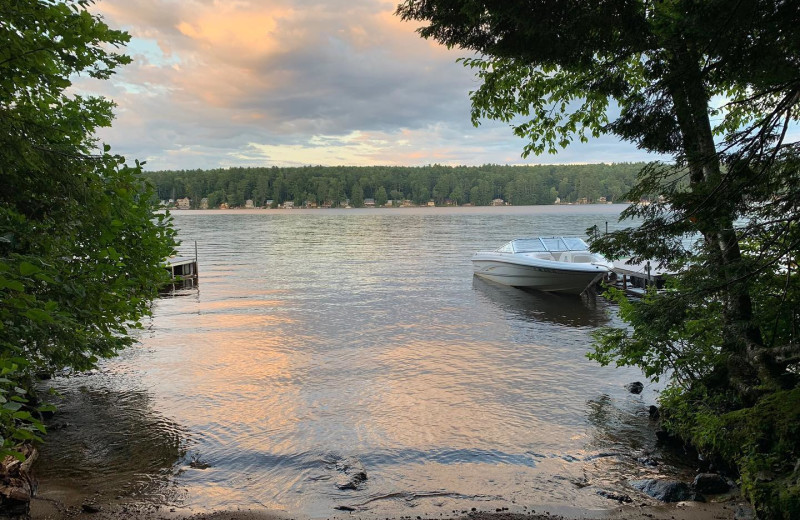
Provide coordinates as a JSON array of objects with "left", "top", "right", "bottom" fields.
[{"left": 194, "top": 241, "right": 199, "bottom": 275}]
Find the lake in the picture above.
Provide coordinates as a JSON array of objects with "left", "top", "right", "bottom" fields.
[{"left": 35, "top": 205, "right": 694, "bottom": 518}]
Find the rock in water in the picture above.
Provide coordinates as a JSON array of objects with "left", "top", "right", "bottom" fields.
[
  {"left": 630, "top": 479, "right": 703, "bottom": 502},
  {"left": 596, "top": 490, "right": 632, "bottom": 503},
  {"left": 692, "top": 473, "right": 731, "bottom": 494},
  {"left": 335, "top": 471, "right": 367, "bottom": 490},
  {"left": 625, "top": 381, "right": 644, "bottom": 394},
  {"left": 334, "top": 457, "right": 368, "bottom": 490}
]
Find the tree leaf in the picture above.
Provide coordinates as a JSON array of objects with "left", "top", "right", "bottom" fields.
[{"left": 19, "top": 261, "right": 40, "bottom": 276}]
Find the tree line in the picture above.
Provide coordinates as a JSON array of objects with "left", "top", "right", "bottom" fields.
[{"left": 144, "top": 163, "right": 645, "bottom": 208}]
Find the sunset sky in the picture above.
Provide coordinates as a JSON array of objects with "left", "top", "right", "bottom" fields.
[{"left": 83, "top": 0, "right": 658, "bottom": 171}]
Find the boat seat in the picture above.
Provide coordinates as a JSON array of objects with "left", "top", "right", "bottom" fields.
[{"left": 558, "top": 252, "right": 572, "bottom": 263}]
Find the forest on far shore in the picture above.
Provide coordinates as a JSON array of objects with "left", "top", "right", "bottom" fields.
[{"left": 144, "top": 162, "right": 647, "bottom": 208}]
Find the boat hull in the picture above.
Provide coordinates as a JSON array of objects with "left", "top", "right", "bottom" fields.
[{"left": 472, "top": 256, "right": 608, "bottom": 294}]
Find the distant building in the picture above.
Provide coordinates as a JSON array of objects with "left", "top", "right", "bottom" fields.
[
  {"left": 175, "top": 197, "right": 191, "bottom": 210},
  {"left": 364, "top": 198, "right": 376, "bottom": 207},
  {"left": 245, "top": 199, "right": 255, "bottom": 208},
  {"left": 266, "top": 200, "right": 274, "bottom": 207},
  {"left": 219, "top": 202, "right": 229, "bottom": 209},
  {"left": 283, "top": 201, "right": 294, "bottom": 209},
  {"left": 492, "top": 198, "right": 505, "bottom": 206},
  {"left": 401, "top": 200, "right": 413, "bottom": 207},
  {"left": 598, "top": 196, "right": 607, "bottom": 203},
  {"left": 427, "top": 200, "right": 435, "bottom": 207},
  {"left": 199, "top": 198, "right": 209, "bottom": 209},
  {"left": 554, "top": 197, "right": 561, "bottom": 204},
  {"left": 577, "top": 197, "right": 589, "bottom": 204}
]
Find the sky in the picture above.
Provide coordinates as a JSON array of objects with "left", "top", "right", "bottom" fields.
[{"left": 80, "top": 0, "right": 658, "bottom": 171}]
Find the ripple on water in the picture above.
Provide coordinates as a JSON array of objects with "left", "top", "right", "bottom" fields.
[{"left": 37, "top": 207, "right": 699, "bottom": 515}]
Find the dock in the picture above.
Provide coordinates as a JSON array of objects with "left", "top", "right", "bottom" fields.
[
  {"left": 162, "top": 254, "right": 199, "bottom": 291},
  {"left": 609, "top": 259, "right": 670, "bottom": 296},
  {"left": 164, "top": 256, "right": 198, "bottom": 280},
  {"left": 163, "top": 241, "right": 199, "bottom": 283}
]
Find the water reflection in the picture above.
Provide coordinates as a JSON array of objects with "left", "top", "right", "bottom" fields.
[
  {"left": 37, "top": 379, "right": 187, "bottom": 505},
  {"left": 586, "top": 393, "right": 696, "bottom": 474},
  {"left": 586, "top": 394, "right": 652, "bottom": 453},
  {"left": 35, "top": 207, "right": 701, "bottom": 517},
  {"left": 160, "top": 276, "right": 199, "bottom": 296},
  {"left": 472, "top": 276, "right": 610, "bottom": 328}
]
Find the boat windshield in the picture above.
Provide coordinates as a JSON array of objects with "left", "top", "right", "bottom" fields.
[
  {"left": 509, "top": 237, "right": 589, "bottom": 252},
  {"left": 510, "top": 239, "right": 547, "bottom": 252},
  {"left": 562, "top": 237, "right": 589, "bottom": 250}
]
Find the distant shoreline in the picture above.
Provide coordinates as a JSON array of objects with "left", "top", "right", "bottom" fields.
[{"left": 163, "top": 204, "right": 631, "bottom": 217}]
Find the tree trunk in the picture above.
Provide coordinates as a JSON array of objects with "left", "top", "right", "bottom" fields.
[{"left": 665, "top": 44, "right": 782, "bottom": 397}]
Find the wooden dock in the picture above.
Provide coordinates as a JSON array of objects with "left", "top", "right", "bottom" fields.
[
  {"left": 609, "top": 259, "right": 670, "bottom": 296},
  {"left": 163, "top": 241, "right": 199, "bottom": 283},
  {"left": 164, "top": 256, "right": 198, "bottom": 280},
  {"left": 162, "top": 254, "right": 199, "bottom": 292}
]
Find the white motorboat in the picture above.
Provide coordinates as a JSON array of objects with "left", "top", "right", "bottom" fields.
[{"left": 471, "top": 237, "right": 613, "bottom": 294}]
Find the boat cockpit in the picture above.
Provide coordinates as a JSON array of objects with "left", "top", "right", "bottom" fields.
[{"left": 496, "top": 237, "right": 596, "bottom": 263}]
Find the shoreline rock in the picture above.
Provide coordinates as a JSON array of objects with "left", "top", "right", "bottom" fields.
[
  {"left": 692, "top": 473, "right": 731, "bottom": 495},
  {"left": 630, "top": 479, "right": 704, "bottom": 502},
  {"left": 625, "top": 381, "right": 644, "bottom": 394}
]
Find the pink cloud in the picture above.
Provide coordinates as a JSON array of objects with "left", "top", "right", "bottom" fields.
[{"left": 80, "top": 0, "right": 654, "bottom": 169}]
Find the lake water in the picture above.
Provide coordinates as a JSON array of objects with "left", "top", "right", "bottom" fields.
[{"left": 35, "top": 205, "right": 695, "bottom": 518}]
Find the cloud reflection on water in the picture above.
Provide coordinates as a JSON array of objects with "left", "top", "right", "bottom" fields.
[{"left": 36, "top": 207, "right": 693, "bottom": 517}]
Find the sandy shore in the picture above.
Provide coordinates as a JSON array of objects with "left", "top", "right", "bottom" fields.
[{"left": 30, "top": 494, "right": 753, "bottom": 520}]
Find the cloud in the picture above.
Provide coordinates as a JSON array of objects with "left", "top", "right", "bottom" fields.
[{"left": 82, "top": 0, "right": 654, "bottom": 170}]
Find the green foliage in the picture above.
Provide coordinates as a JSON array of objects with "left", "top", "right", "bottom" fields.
[
  {"left": 397, "top": 0, "right": 800, "bottom": 515},
  {"left": 0, "top": 0, "right": 176, "bottom": 456},
  {"left": 660, "top": 387, "right": 800, "bottom": 519},
  {"left": 374, "top": 186, "right": 388, "bottom": 207},
  {"left": 350, "top": 182, "right": 365, "bottom": 207},
  {"left": 460, "top": 57, "right": 612, "bottom": 158},
  {"left": 590, "top": 283, "right": 724, "bottom": 387},
  {"left": 144, "top": 162, "right": 643, "bottom": 208}
]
